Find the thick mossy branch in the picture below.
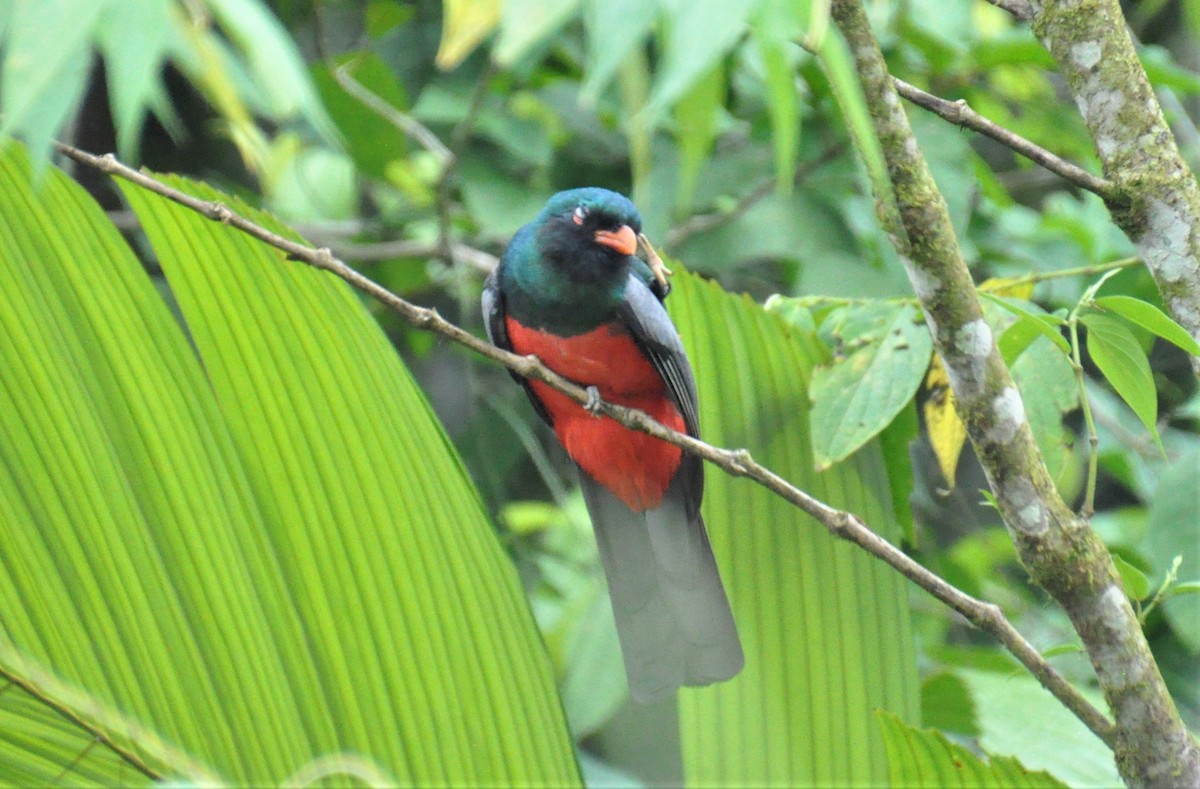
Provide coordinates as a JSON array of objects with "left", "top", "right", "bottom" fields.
[
  {"left": 829, "top": 1, "right": 1200, "bottom": 786},
  {"left": 1031, "top": 0, "right": 1200, "bottom": 376}
]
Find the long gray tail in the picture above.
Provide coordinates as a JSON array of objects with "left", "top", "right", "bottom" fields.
[{"left": 580, "top": 477, "right": 743, "bottom": 702}]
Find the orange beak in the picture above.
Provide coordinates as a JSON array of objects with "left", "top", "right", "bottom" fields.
[{"left": 594, "top": 224, "right": 638, "bottom": 257}]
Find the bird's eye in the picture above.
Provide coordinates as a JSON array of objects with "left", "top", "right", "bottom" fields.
[{"left": 572, "top": 205, "right": 588, "bottom": 225}]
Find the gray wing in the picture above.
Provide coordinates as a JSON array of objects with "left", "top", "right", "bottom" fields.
[{"left": 481, "top": 265, "right": 552, "bottom": 425}]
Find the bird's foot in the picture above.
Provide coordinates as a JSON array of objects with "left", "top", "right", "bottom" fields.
[{"left": 584, "top": 386, "right": 603, "bottom": 417}]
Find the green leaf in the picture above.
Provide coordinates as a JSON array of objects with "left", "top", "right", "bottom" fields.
[
  {"left": 670, "top": 273, "right": 920, "bottom": 785},
  {"left": 1169, "top": 581, "right": 1200, "bottom": 597},
  {"left": 982, "top": 292, "right": 1070, "bottom": 355},
  {"left": 206, "top": 0, "right": 338, "bottom": 143},
  {"left": 878, "top": 711, "right": 1066, "bottom": 788},
  {"left": 1011, "top": 336, "right": 1079, "bottom": 490},
  {"left": 644, "top": 0, "right": 758, "bottom": 119},
  {"left": 494, "top": 0, "right": 581, "bottom": 66},
  {"left": 1081, "top": 313, "right": 1161, "bottom": 448},
  {"left": 0, "top": 144, "right": 577, "bottom": 784},
  {"left": 310, "top": 53, "right": 411, "bottom": 180},
  {"left": 920, "top": 672, "right": 979, "bottom": 736},
  {"left": 673, "top": 63, "right": 724, "bottom": 214},
  {"left": 1144, "top": 448, "right": 1200, "bottom": 651},
  {"left": 753, "top": 0, "right": 805, "bottom": 194},
  {"left": 92, "top": 0, "right": 175, "bottom": 157},
  {"left": 958, "top": 668, "right": 1121, "bottom": 787},
  {"left": 1113, "top": 555, "right": 1151, "bottom": 600},
  {"left": 879, "top": 402, "right": 918, "bottom": 545},
  {"left": 580, "top": 0, "right": 660, "bottom": 102},
  {"left": 1094, "top": 295, "right": 1200, "bottom": 356},
  {"left": 810, "top": 304, "right": 933, "bottom": 468}
]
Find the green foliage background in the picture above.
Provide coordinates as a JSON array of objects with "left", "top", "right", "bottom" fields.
[{"left": 1, "top": 0, "right": 1198, "bottom": 785}]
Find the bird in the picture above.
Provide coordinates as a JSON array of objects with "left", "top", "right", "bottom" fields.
[{"left": 482, "top": 187, "right": 743, "bottom": 702}]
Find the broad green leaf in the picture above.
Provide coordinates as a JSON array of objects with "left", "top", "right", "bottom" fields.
[
  {"left": 810, "top": 304, "right": 933, "bottom": 468},
  {"left": 878, "top": 711, "right": 1066, "bottom": 788},
  {"left": 494, "top": 0, "right": 581, "bottom": 66},
  {"left": 1011, "top": 336, "right": 1079, "bottom": 490},
  {"left": 920, "top": 672, "right": 979, "bottom": 736},
  {"left": 580, "top": 0, "right": 660, "bottom": 101},
  {"left": 1094, "top": 295, "right": 1200, "bottom": 356},
  {"left": 644, "top": 0, "right": 758, "bottom": 119},
  {"left": 670, "top": 273, "right": 920, "bottom": 785},
  {"left": 1081, "top": 312, "right": 1161, "bottom": 448},
  {"left": 1144, "top": 448, "right": 1200, "bottom": 651},
  {"left": 673, "top": 63, "right": 724, "bottom": 214},
  {"left": 982, "top": 292, "right": 1070, "bottom": 355},
  {"left": 959, "top": 669, "right": 1121, "bottom": 786},
  {"left": 0, "top": 144, "right": 577, "bottom": 784}
]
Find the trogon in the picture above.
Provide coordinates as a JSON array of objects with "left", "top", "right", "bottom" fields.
[{"left": 482, "top": 187, "right": 743, "bottom": 702}]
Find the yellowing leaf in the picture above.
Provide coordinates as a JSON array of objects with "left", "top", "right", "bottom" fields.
[
  {"left": 436, "top": 0, "right": 501, "bottom": 69},
  {"left": 979, "top": 276, "right": 1034, "bottom": 300},
  {"left": 923, "top": 355, "right": 967, "bottom": 488}
]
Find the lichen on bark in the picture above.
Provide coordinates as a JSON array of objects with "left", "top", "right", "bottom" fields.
[
  {"left": 830, "top": 0, "right": 1200, "bottom": 784},
  {"left": 1032, "top": 0, "right": 1200, "bottom": 375}
]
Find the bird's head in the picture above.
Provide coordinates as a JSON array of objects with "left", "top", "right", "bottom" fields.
[{"left": 534, "top": 188, "right": 643, "bottom": 280}]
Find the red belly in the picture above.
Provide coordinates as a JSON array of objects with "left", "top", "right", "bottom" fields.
[{"left": 506, "top": 317, "right": 685, "bottom": 511}]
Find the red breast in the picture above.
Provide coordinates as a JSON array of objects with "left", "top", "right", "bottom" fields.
[{"left": 506, "top": 316, "right": 685, "bottom": 510}]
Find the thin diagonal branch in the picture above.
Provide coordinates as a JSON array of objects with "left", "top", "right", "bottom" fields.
[
  {"left": 892, "top": 78, "right": 1125, "bottom": 205},
  {"left": 54, "top": 141, "right": 1117, "bottom": 751}
]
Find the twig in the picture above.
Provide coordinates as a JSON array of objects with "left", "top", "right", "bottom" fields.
[
  {"left": 892, "top": 78, "right": 1125, "bottom": 205},
  {"left": 978, "top": 257, "right": 1140, "bottom": 290},
  {"left": 55, "top": 141, "right": 1117, "bottom": 750},
  {"left": 983, "top": 0, "right": 1034, "bottom": 21}
]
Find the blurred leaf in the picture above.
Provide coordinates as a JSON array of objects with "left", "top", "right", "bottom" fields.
[
  {"left": 0, "top": 0, "right": 98, "bottom": 164},
  {"left": 206, "top": 0, "right": 338, "bottom": 143},
  {"left": 753, "top": 0, "right": 805, "bottom": 194},
  {"left": 311, "top": 53, "right": 411, "bottom": 180},
  {"left": 920, "top": 672, "right": 979, "bottom": 736},
  {"left": 436, "top": 0, "right": 501, "bottom": 68},
  {"left": 494, "top": 0, "right": 581, "bottom": 66},
  {"left": 879, "top": 711, "right": 1066, "bottom": 788},
  {"left": 879, "top": 402, "right": 918, "bottom": 545},
  {"left": 580, "top": 0, "right": 660, "bottom": 101},
  {"left": 1094, "top": 295, "right": 1200, "bottom": 356},
  {"left": 1144, "top": 448, "right": 1200, "bottom": 651},
  {"left": 818, "top": 29, "right": 897, "bottom": 237},
  {"left": 670, "top": 273, "right": 920, "bottom": 785},
  {"left": 673, "top": 63, "right": 724, "bottom": 214},
  {"left": 0, "top": 144, "right": 578, "bottom": 784},
  {"left": 1011, "top": 336, "right": 1079, "bottom": 489},
  {"left": 810, "top": 304, "right": 933, "bottom": 469},
  {"left": 1113, "top": 555, "right": 1151, "bottom": 601},
  {"left": 1140, "top": 45, "right": 1200, "bottom": 95},
  {"left": 93, "top": 0, "right": 176, "bottom": 156},
  {"left": 924, "top": 355, "right": 967, "bottom": 488},
  {"left": 959, "top": 669, "right": 1120, "bottom": 787},
  {"left": 1081, "top": 313, "right": 1161, "bottom": 449},
  {"left": 644, "top": 0, "right": 758, "bottom": 119}
]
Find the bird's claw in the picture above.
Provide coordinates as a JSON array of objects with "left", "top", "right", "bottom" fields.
[{"left": 584, "top": 386, "right": 603, "bottom": 417}]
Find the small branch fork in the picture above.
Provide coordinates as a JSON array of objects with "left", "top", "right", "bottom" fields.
[
  {"left": 54, "top": 141, "right": 1116, "bottom": 748},
  {"left": 892, "top": 78, "right": 1125, "bottom": 205}
]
